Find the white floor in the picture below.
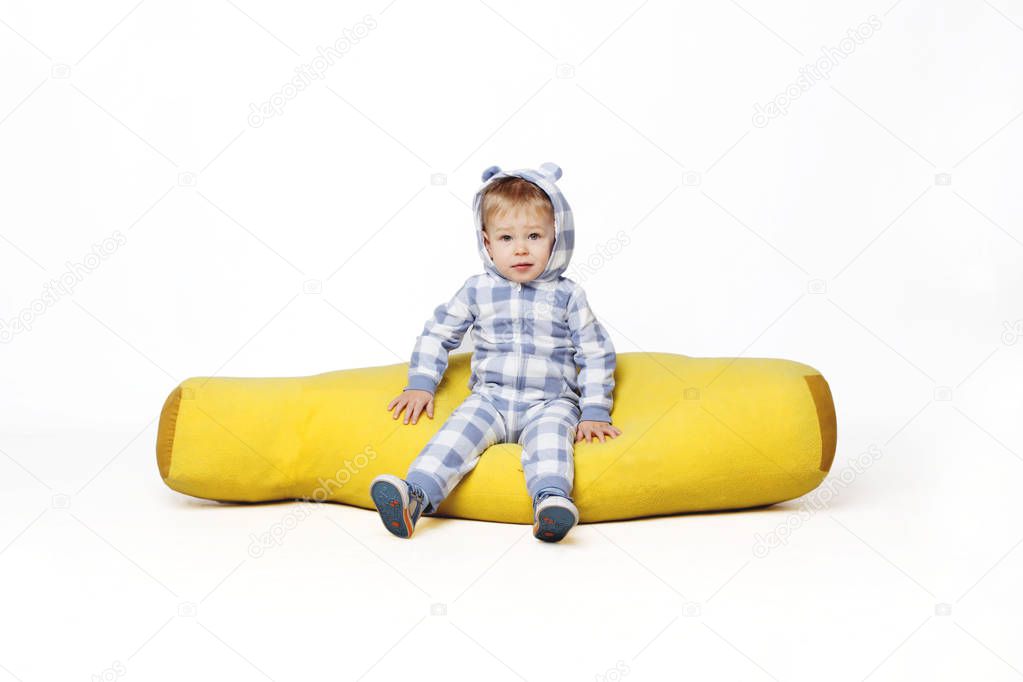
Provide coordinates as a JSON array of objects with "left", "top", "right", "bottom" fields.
[
  {"left": 3, "top": 0, "right": 1023, "bottom": 679},
  {"left": 2, "top": 403, "right": 1022, "bottom": 681}
]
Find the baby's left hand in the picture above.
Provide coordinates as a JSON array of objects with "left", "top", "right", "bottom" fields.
[{"left": 575, "top": 420, "right": 622, "bottom": 444}]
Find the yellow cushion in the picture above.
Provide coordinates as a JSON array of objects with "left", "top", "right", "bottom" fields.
[{"left": 156, "top": 352, "right": 836, "bottom": 523}]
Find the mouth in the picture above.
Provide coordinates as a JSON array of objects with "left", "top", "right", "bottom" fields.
[{"left": 512, "top": 263, "right": 532, "bottom": 269}]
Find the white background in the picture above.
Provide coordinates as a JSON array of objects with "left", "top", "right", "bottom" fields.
[{"left": 2, "top": 0, "right": 1022, "bottom": 680}]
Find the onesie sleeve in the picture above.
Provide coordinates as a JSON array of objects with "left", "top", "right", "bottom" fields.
[
  {"left": 566, "top": 284, "right": 617, "bottom": 424},
  {"left": 404, "top": 277, "right": 477, "bottom": 395}
]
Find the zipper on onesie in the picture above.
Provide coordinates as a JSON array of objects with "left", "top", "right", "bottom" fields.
[{"left": 512, "top": 281, "right": 523, "bottom": 396}]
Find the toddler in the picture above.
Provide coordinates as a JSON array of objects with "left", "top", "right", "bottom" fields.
[{"left": 370, "top": 162, "right": 621, "bottom": 542}]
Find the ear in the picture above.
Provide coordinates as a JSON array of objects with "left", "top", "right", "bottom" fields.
[
  {"left": 481, "top": 165, "right": 501, "bottom": 181},
  {"left": 537, "top": 162, "right": 562, "bottom": 182}
]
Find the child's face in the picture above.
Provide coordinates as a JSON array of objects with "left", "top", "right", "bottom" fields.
[{"left": 482, "top": 206, "right": 555, "bottom": 283}]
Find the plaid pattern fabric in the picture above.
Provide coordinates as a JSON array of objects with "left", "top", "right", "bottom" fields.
[
  {"left": 403, "top": 163, "right": 616, "bottom": 424},
  {"left": 405, "top": 393, "right": 580, "bottom": 509}
]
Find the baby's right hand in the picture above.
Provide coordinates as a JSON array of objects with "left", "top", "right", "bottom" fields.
[{"left": 387, "top": 389, "right": 434, "bottom": 425}]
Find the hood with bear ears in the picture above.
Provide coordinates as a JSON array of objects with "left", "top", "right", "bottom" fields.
[{"left": 472, "top": 162, "right": 574, "bottom": 285}]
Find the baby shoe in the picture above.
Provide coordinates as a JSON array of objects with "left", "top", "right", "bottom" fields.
[
  {"left": 370, "top": 474, "right": 430, "bottom": 539},
  {"left": 532, "top": 488, "right": 579, "bottom": 542}
]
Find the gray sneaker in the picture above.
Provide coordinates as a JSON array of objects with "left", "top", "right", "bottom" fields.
[
  {"left": 532, "top": 492, "right": 578, "bottom": 542},
  {"left": 370, "top": 474, "right": 429, "bottom": 539}
]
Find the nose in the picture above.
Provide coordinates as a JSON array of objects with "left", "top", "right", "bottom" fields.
[{"left": 514, "top": 239, "right": 529, "bottom": 254}]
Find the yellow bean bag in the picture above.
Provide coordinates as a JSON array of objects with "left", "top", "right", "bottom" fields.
[{"left": 156, "top": 352, "right": 836, "bottom": 523}]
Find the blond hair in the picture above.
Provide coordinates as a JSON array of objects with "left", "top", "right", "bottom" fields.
[{"left": 480, "top": 177, "right": 553, "bottom": 231}]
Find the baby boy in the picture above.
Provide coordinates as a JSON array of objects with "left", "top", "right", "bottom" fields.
[{"left": 370, "top": 162, "right": 621, "bottom": 542}]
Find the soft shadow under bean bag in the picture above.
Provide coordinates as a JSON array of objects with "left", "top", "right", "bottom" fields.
[{"left": 156, "top": 352, "right": 836, "bottom": 524}]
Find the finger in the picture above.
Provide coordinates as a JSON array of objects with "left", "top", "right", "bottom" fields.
[
  {"left": 411, "top": 403, "right": 423, "bottom": 424},
  {"left": 387, "top": 398, "right": 395, "bottom": 410},
  {"left": 392, "top": 401, "right": 404, "bottom": 420},
  {"left": 598, "top": 431, "right": 606, "bottom": 443},
  {"left": 427, "top": 400, "right": 434, "bottom": 419}
]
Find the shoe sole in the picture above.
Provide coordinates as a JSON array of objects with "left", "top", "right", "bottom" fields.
[
  {"left": 533, "top": 506, "right": 576, "bottom": 542},
  {"left": 371, "top": 479, "right": 414, "bottom": 538}
]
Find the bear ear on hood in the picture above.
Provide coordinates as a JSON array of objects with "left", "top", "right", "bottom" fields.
[
  {"left": 537, "top": 162, "right": 562, "bottom": 182},
  {"left": 481, "top": 165, "right": 502, "bottom": 182}
]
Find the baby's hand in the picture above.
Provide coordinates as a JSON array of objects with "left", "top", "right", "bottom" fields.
[
  {"left": 387, "top": 389, "right": 434, "bottom": 425},
  {"left": 575, "top": 420, "right": 622, "bottom": 444}
]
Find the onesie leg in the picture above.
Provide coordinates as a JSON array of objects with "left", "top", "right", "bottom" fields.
[
  {"left": 405, "top": 392, "right": 506, "bottom": 514},
  {"left": 517, "top": 398, "right": 580, "bottom": 500}
]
